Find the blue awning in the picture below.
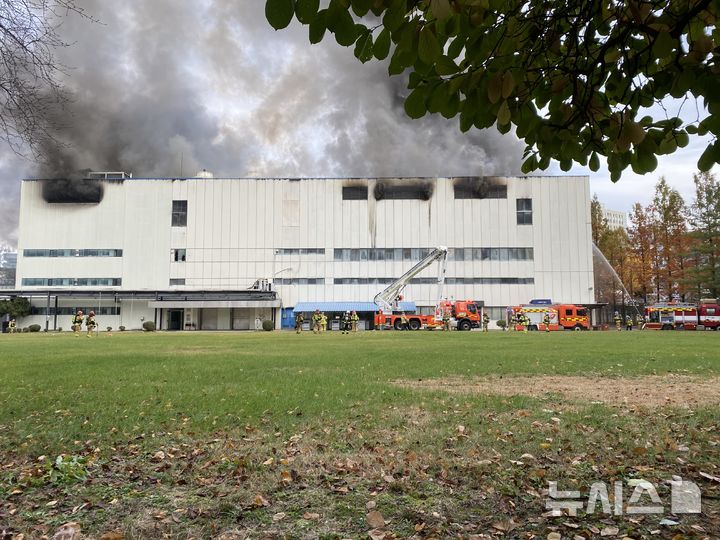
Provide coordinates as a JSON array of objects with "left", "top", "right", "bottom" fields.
[{"left": 293, "top": 301, "right": 416, "bottom": 313}]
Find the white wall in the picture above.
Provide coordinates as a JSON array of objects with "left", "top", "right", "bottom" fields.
[{"left": 16, "top": 176, "right": 594, "bottom": 325}]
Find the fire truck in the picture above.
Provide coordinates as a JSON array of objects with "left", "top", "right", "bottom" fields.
[
  {"left": 644, "top": 299, "right": 720, "bottom": 330},
  {"left": 509, "top": 301, "right": 590, "bottom": 331},
  {"left": 373, "top": 246, "right": 482, "bottom": 331}
]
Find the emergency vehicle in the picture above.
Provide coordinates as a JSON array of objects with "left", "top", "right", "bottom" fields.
[
  {"left": 644, "top": 299, "right": 720, "bottom": 330},
  {"left": 509, "top": 301, "right": 590, "bottom": 331},
  {"left": 373, "top": 246, "right": 482, "bottom": 331}
]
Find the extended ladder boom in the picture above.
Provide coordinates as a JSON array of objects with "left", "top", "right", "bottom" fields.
[{"left": 374, "top": 246, "right": 448, "bottom": 312}]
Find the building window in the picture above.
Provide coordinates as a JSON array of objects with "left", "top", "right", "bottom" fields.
[
  {"left": 31, "top": 306, "right": 121, "bottom": 315},
  {"left": 275, "top": 278, "right": 325, "bottom": 285},
  {"left": 335, "top": 247, "right": 533, "bottom": 262},
  {"left": 333, "top": 277, "right": 534, "bottom": 285},
  {"left": 172, "top": 249, "right": 186, "bottom": 262},
  {"left": 172, "top": 200, "right": 188, "bottom": 226},
  {"left": 170, "top": 278, "right": 186, "bottom": 286},
  {"left": 22, "top": 278, "right": 122, "bottom": 287},
  {"left": 454, "top": 183, "right": 507, "bottom": 199},
  {"left": 275, "top": 248, "right": 325, "bottom": 255},
  {"left": 342, "top": 186, "right": 368, "bottom": 200},
  {"left": 516, "top": 198, "right": 533, "bottom": 225},
  {"left": 23, "top": 249, "right": 123, "bottom": 257}
]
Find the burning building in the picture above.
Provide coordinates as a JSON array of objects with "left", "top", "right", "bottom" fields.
[{"left": 10, "top": 174, "right": 594, "bottom": 331}]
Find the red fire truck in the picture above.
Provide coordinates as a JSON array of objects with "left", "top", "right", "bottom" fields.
[
  {"left": 373, "top": 246, "right": 482, "bottom": 331},
  {"left": 645, "top": 300, "right": 720, "bottom": 330},
  {"left": 509, "top": 302, "right": 590, "bottom": 331}
]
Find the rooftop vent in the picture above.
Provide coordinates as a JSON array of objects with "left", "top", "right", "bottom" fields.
[{"left": 195, "top": 169, "right": 214, "bottom": 178}]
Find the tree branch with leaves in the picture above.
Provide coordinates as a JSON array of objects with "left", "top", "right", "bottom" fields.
[{"left": 266, "top": 0, "right": 720, "bottom": 180}]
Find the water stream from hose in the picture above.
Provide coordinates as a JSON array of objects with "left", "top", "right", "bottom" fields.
[{"left": 592, "top": 243, "right": 642, "bottom": 316}]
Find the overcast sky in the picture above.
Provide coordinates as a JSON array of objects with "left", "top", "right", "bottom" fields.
[{"left": 0, "top": 1, "right": 714, "bottom": 248}]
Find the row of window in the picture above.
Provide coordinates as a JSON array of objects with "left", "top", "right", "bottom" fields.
[
  {"left": 23, "top": 249, "right": 123, "bottom": 258},
  {"left": 342, "top": 184, "right": 508, "bottom": 200},
  {"left": 171, "top": 198, "right": 533, "bottom": 226},
  {"left": 22, "top": 278, "right": 122, "bottom": 286},
  {"left": 30, "top": 307, "right": 121, "bottom": 315},
  {"left": 240, "top": 277, "right": 536, "bottom": 286},
  {"left": 276, "top": 248, "right": 326, "bottom": 255},
  {"left": 333, "top": 277, "right": 534, "bottom": 285},
  {"left": 168, "top": 247, "right": 533, "bottom": 263},
  {"left": 333, "top": 247, "right": 534, "bottom": 261}
]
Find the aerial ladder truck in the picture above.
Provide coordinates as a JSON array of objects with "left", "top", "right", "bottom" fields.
[{"left": 373, "top": 246, "right": 482, "bottom": 330}]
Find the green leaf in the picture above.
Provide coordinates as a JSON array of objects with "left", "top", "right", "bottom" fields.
[
  {"left": 382, "top": 0, "right": 406, "bottom": 33},
  {"left": 266, "top": 0, "right": 295, "bottom": 30},
  {"left": 354, "top": 31, "right": 374, "bottom": 63},
  {"left": 332, "top": 9, "right": 358, "bottom": 46},
  {"left": 497, "top": 99, "right": 511, "bottom": 126},
  {"left": 435, "top": 55, "right": 458, "bottom": 76},
  {"left": 652, "top": 31, "right": 674, "bottom": 58},
  {"left": 374, "top": 28, "right": 391, "bottom": 60},
  {"left": 309, "top": 10, "right": 327, "bottom": 43},
  {"left": 428, "top": 83, "right": 449, "bottom": 113},
  {"left": 447, "top": 36, "right": 465, "bottom": 59},
  {"left": 418, "top": 27, "right": 442, "bottom": 64},
  {"left": 487, "top": 73, "right": 502, "bottom": 104},
  {"left": 430, "top": 0, "right": 452, "bottom": 19},
  {"left": 295, "top": 0, "right": 319, "bottom": 24},
  {"left": 501, "top": 71, "right": 514, "bottom": 99},
  {"left": 589, "top": 152, "right": 600, "bottom": 172},
  {"left": 698, "top": 142, "right": 719, "bottom": 171},
  {"left": 351, "top": 0, "right": 372, "bottom": 17},
  {"left": 405, "top": 88, "right": 428, "bottom": 119},
  {"left": 636, "top": 146, "right": 658, "bottom": 173}
]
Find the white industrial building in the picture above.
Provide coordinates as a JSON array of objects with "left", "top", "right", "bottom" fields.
[
  {"left": 601, "top": 205, "right": 628, "bottom": 230},
  {"left": 8, "top": 174, "right": 594, "bottom": 331}
]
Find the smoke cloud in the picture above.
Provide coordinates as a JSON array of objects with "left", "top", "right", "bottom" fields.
[{"left": 0, "top": 0, "right": 524, "bottom": 245}]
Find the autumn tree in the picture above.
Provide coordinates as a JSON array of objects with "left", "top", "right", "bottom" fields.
[
  {"left": 628, "top": 202, "right": 656, "bottom": 303},
  {"left": 685, "top": 171, "right": 720, "bottom": 298},
  {"left": 0, "top": 0, "right": 89, "bottom": 156},
  {"left": 651, "top": 177, "right": 688, "bottom": 300},
  {"left": 590, "top": 194, "right": 609, "bottom": 246},
  {"left": 266, "top": 0, "right": 720, "bottom": 179}
]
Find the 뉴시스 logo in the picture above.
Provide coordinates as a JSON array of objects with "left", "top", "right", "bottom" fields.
[{"left": 546, "top": 478, "right": 701, "bottom": 516}]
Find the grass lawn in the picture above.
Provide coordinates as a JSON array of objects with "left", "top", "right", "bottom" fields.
[{"left": 1, "top": 330, "right": 719, "bottom": 539}]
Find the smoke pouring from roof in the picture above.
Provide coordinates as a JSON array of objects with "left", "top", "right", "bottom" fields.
[{"left": 0, "top": 0, "right": 524, "bottom": 244}]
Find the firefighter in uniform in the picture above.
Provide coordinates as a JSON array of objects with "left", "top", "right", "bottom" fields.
[
  {"left": 442, "top": 309, "right": 451, "bottom": 331},
  {"left": 295, "top": 312, "right": 304, "bottom": 334},
  {"left": 543, "top": 312, "right": 551, "bottom": 332},
  {"left": 350, "top": 310, "right": 359, "bottom": 332},
  {"left": 312, "top": 310, "right": 321, "bottom": 334},
  {"left": 320, "top": 312, "right": 327, "bottom": 333},
  {"left": 400, "top": 312, "right": 409, "bottom": 331},
  {"left": 482, "top": 312, "right": 490, "bottom": 332},
  {"left": 85, "top": 311, "right": 97, "bottom": 337},
  {"left": 519, "top": 311, "right": 529, "bottom": 332},
  {"left": 613, "top": 311, "right": 622, "bottom": 331},
  {"left": 509, "top": 312, "right": 517, "bottom": 331},
  {"left": 625, "top": 314, "right": 633, "bottom": 331},
  {"left": 8, "top": 319, "right": 17, "bottom": 333},
  {"left": 72, "top": 310, "right": 84, "bottom": 336},
  {"left": 341, "top": 311, "right": 352, "bottom": 334},
  {"left": 635, "top": 313, "right": 644, "bottom": 330}
]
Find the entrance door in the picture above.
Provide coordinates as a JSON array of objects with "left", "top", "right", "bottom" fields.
[{"left": 168, "top": 309, "right": 183, "bottom": 330}]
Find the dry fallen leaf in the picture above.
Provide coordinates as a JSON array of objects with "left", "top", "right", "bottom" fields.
[
  {"left": 303, "top": 512, "right": 320, "bottom": 520},
  {"left": 547, "top": 533, "right": 561, "bottom": 540},
  {"left": 252, "top": 494, "right": 270, "bottom": 507},
  {"left": 600, "top": 526, "right": 619, "bottom": 537},
  {"left": 366, "top": 510, "right": 386, "bottom": 529},
  {"left": 52, "top": 522, "right": 81, "bottom": 540},
  {"left": 99, "top": 533, "right": 124, "bottom": 540}
]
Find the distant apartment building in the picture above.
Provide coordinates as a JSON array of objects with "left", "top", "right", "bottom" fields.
[{"left": 601, "top": 206, "right": 627, "bottom": 230}]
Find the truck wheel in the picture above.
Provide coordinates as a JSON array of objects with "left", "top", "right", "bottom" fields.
[
  {"left": 394, "top": 319, "right": 403, "bottom": 331},
  {"left": 409, "top": 319, "right": 421, "bottom": 331},
  {"left": 458, "top": 320, "right": 471, "bottom": 331},
  {"left": 662, "top": 324, "right": 673, "bottom": 331},
  {"left": 574, "top": 324, "right": 583, "bottom": 331},
  {"left": 529, "top": 325, "right": 538, "bottom": 331}
]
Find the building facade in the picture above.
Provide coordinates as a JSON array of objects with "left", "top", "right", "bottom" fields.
[
  {"left": 601, "top": 206, "right": 628, "bottom": 230},
  {"left": 11, "top": 175, "right": 594, "bottom": 330}
]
